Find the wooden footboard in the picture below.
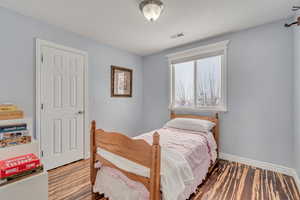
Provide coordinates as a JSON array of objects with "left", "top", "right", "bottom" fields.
[
  {"left": 90, "top": 121, "right": 161, "bottom": 200},
  {"left": 90, "top": 113, "right": 219, "bottom": 200}
]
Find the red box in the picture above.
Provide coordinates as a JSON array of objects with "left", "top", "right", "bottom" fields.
[{"left": 0, "top": 154, "right": 41, "bottom": 179}]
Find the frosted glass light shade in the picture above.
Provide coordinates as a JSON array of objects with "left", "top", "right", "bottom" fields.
[{"left": 140, "top": 0, "right": 164, "bottom": 22}]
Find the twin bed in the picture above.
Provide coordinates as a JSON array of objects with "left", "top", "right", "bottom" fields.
[{"left": 90, "top": 113, "right": 220, "bottom": 200}]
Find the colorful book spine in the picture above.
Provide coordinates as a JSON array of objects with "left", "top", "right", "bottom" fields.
[
  {"left": 0, "top": 130, "right": 29, "bottom": 140},
  {"left": 0, "top": 136, "right": 31, "bottom": 148},
  {"left": 0, "top": 124, "right": 27, "bottom": 133},
  {"left": 0, "top": 111, "right": 24, "bottom": 120},
  {"left": 0, "top": 105, "right": 18, "bottom": 112}
]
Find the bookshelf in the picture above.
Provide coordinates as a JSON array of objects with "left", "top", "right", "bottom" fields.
[
  {"left": 0, "top": 118, "right": 48, "bottom": 200},
  {"left": 0, "top": 171, "right": 48, "bottom": 200},
  {"left": 0, "top": 118, "right": 38, "bottom": 160}
]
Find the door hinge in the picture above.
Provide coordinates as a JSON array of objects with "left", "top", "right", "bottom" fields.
[
  {"left": 41, "top": 150, "right": 44, "bottom": 157},
  {"left": 41, "top": 54, "right": 44, "bottom": 63},
  {"left": 41, "top": 103, "right": 44, "bottom": 110}
]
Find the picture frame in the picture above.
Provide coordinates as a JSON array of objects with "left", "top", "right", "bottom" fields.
[{"left": 111, "top": 66, "right": 133, "bottom": 97}]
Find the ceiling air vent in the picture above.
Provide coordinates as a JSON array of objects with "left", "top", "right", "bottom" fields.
[{"left": 171, "top": 33, "right": 184, "bottom": 39}]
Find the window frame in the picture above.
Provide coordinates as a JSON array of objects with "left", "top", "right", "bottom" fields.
[{"left": 167, "top": 40, "right": 229, "bottom": 112}]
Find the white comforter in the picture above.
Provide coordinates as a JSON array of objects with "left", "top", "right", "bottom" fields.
[{"left": 94, "top": 128, "right": 217, "bottom": 200}]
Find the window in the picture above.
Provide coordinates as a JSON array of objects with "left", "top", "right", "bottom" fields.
[{"left": 167, "top": 41, "right": 229, "bottom": 112}]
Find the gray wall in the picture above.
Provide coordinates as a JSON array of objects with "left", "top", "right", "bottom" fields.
[
  {"left": 294, "top": 12, "right": 300, "bottom": 176},
  {"left": 142, "top": 20, "right": 294, "bottom": 167},
  {"left": 0, "top": 7, "right": 144, "bottom": 136}
]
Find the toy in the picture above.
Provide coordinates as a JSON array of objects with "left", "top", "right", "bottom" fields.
[{"left": 0, "top": 154, "right": 41, "bottom": 179}]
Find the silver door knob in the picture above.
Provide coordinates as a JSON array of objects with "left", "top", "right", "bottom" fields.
[{"left": 77, "top": 111, "right": 84, "bottom": 114}]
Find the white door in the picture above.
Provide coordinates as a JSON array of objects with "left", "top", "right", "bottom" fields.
[{"left": 39, "top": 43, "right": 86, "bottom": 170}]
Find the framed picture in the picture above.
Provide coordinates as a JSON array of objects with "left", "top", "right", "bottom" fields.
[{"left": 111, "top": 66, "right": 133, "bottom": 97}]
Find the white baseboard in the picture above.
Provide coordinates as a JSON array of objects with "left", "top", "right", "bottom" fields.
[
  {"left": 220, "top": 152, "right": 300, "bottom": 192},
  {"left": 219, "top": 152, "right": 294, "bottom": 176}
]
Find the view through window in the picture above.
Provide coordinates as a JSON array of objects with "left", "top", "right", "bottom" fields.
[{"left": 173, "top": 55, "right": 224, "bottom": 110}]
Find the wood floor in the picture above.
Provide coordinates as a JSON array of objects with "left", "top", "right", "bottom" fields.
[{"left": 48, "top": 159, "right": 300, "bottom": 200}]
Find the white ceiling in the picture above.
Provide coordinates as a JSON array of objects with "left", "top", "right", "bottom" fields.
[{"left": 0, "top": 0, "right": 298, "bottom": 55}]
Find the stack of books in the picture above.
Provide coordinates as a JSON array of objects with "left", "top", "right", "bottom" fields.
[
  {"left": 0, "top": 104, "right": 23, "bottom": 120},
  {"left": 0, "top": 123, "right": 31, "bottom": 148}
]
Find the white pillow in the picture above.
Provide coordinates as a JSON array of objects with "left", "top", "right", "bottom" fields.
[{"left": 164, "top": 118, "right": 215, "bottom": 133}]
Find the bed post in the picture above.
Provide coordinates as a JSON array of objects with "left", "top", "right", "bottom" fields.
[
  {"left": 170, "top": 110, "right": 175, "bottom": 119},
  {"left": 90, "top": 121, "right": 97, "bottom": 200},
  {"left": 215, "top": 113, "right": 220, "bottom": 155},
  {"left": 150, "top": 132, "right": 161, "bottom": 200}
]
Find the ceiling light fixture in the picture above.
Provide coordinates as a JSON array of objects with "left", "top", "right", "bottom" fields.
[{"left": 139, "top": 0, "right": 164, "bottom": 22}]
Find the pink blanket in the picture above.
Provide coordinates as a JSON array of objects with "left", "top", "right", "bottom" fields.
[{"left": 94, "top": 127, "right": 217, "bottom": 200}]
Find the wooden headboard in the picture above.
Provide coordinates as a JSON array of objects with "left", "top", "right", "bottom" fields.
[{"left": 170, "top": 112, "right": 220, "bottom": 153}]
